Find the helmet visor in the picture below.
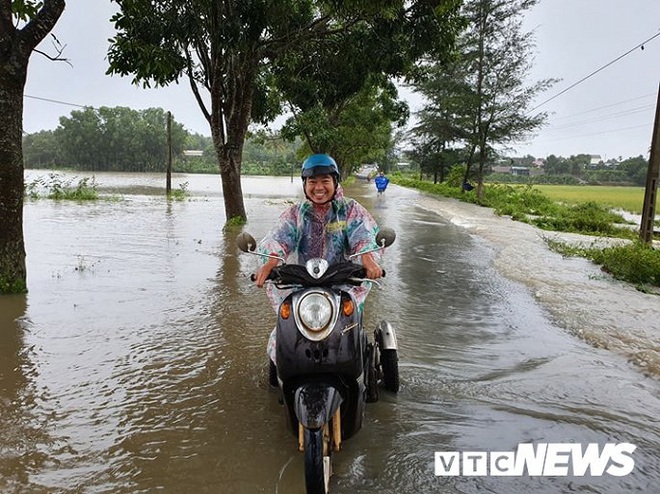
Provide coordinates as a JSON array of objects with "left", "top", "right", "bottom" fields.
[{"left": 301, "top": 165, "right": 338, "bottom": 178}]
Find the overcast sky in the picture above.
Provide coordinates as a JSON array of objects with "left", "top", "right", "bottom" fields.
[{"left": 23, "top": 0, "right": 660, "bottom": 161}]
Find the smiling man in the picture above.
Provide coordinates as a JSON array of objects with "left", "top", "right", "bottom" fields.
[{"left": 254, "top": 153, "right": 384, "bottom": 364}]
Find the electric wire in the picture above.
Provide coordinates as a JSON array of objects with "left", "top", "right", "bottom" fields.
[
  {"left": 549, "top": 105, "right": 655, "bottom": 131},
  {"left": 533, "top": 124, "right": 650, "bottom": 143},
  {"left": 528, "top": 30, "right": 660, "bottom": 115},
  {"left": 551, "top": 93, "right": 656, "bottom": 121},
  {"left": 24, "top": 94, "right": 91, "bottom": 108}
]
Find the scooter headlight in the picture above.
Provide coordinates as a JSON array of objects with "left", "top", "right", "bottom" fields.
[{"left": 298, "top": 292, "right": 333, "bottom": 332}]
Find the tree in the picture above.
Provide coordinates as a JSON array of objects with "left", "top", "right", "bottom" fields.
[
  {"left": 52, "top": 106, "right": 187, "bottom": 171},
  {"left": 543, "top": 154, "right": 569, "bottom": 175},
  {"left": 280, "top": 79, "right": 408, "bottom": 178},
  {"left": 273, "top": 3, "right": 462, "bottom": 177},
  {"left": 22, "top": 130, "right": 60, "bottom": 168},
  {"left": 0, "top": 0, "right": 66, "bottom": 293},
  {"left": 620, "top": 155, "right": 648, "bottom": 185},
  {"left": 410, "top": 0, "right": 555, "bottom": 196},
  {"left": 106, "top": 0, "right": 463, "bottom": 222}
]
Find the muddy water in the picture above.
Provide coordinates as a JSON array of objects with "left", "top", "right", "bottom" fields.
[{"left": 1, "top": 172, "right": 658, "bottom": 493}]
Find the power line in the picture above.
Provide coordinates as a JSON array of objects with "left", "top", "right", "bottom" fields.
[
  {"left": 551, "top": 93, "right": 656, "bottom": 121},
  {"left": 534, "top": 124, "right": 651, "bottom": 143},
  {"left": 528, "top": 30, "right": 660, "bottom": 115},
  {"left": 24, "top": 94, "right": 91, "bottom": 109},
  {"left": 549, "top": 105, "right": 654, "bottom": 131}
]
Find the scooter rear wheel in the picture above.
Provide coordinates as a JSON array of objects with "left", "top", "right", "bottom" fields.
[
  {"left": 366, "top": 343, "right": 379, "bottom": 403},
  {"left": 304, "top": 427, "right": 330, "bottom": 494},
  {"left": 381, "top": 349, "right": 400, "bottom": 393}
]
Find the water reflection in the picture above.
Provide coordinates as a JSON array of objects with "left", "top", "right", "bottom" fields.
[{"left": 0, "top": 295, "right": 52, "bottom": 492}]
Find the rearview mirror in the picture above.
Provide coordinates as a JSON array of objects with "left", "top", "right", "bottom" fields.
[
  {"left": 376, "top": 227, "right": 396, "bottom": 248},
  {"left": 237, "top": 232, "right": 257, "bottom": 252}
]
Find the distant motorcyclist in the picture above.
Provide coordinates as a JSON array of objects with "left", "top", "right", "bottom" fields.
[
  {"left": 374, "top": 171, "right": 389, "bottom": 195},
  {"left": 254, "top": 153, "right": 384, "bottom": 363}
]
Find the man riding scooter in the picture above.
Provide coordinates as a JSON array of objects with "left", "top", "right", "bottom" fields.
[{"left": 254, "top": 153, "right": 384, "bottom": 369}]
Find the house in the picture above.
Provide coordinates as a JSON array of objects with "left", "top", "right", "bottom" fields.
[{"left": 589, "top": 155, "right": 603, "bottom": 168}]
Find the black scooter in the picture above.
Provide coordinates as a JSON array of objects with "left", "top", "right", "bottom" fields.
[{"left": 237, "top": 228, "right": 399, "bottom": 494}]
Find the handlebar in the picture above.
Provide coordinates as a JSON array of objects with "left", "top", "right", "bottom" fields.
[{"left": 249, "top": 269, "right": 385, "bottom": 284}]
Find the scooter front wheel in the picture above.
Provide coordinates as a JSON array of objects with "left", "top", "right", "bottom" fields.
[{"left": 304, "top": 427, "right": 330, "bottom": 494}]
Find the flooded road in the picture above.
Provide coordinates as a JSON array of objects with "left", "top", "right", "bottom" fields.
[{"left": 1, "top": 172, "right": 658, "bottom": 493}]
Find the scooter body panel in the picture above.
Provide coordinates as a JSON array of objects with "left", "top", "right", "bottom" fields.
[{"left": 276, "top": 290, "right": 368, "bottom": 440}]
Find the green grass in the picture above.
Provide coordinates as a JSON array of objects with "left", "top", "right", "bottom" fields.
[
  {"left": 546, "top": 239, "right": 660, "bottom": 293},
  {"left": 531, "top": 185, "right": 646, "bottom": 214},
  {"left": 26, "top": 173, "right": 99, "bottom": 201},
  {"left": 167, "top": 181, "right": 189, "bottom": 201}
]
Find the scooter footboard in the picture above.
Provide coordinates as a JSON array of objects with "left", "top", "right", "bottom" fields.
[{"left": 294, "top": 383, "right": 344, "bottom": 430}]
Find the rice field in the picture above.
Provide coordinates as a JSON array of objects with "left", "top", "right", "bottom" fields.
[{"left": 531, "top": 185, "right": 650, "bottom": 214}]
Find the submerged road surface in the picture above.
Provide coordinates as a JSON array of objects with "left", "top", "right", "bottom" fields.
[{"left": 0, "top": 172, "right": 658, "bottom": 493}]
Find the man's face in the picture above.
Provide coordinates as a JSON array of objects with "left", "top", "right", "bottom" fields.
[{"left": 305, "top": 174, "right": 336, "bottom": 204}]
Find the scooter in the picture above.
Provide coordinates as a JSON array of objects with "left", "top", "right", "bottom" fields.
[{"left": 237, "top": 228, "right": 399, "bottom": 494}]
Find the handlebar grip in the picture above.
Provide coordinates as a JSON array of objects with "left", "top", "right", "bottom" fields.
[{"left": 250, "top": 272, "right": 278, "bottom": 283}]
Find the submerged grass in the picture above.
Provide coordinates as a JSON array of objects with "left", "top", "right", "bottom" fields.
[
  {"left": 167, "top": 181, "right": 189, "bottom": 201},
  {"left": 391, "top": 176, "right": 659, "bottom": 290},
  {"left": 26, "top": 173, "right": 99, "bottom": 201},
  {"left": 546, "top": 239, "right": 660, "bottom": 293}
]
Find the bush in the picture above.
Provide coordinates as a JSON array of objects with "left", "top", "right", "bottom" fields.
[
  {"left": 530, "top": 201, "right": 631, "bottom": 237},
  {"left": 25, "top": 173, "right": 99, "bottom": 201},
  {"left": 588, "top": 242, "right": 660, "bottom": 287}
]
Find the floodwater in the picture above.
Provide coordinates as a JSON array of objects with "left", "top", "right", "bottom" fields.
[{"left": 1, "top": 171, "right": 658, "bottom": 493}]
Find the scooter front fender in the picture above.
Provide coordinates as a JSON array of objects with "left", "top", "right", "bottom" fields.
[
  {"left": 376, "top": 320, "right": 398, "bottom": 350},
  {"left": 294, "top": 384, "right": 344, "bottom": 430}
]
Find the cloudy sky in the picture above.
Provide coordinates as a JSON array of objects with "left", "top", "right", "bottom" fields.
[{"left": 23, "top": 0, "right": 660, "bottom": 161}]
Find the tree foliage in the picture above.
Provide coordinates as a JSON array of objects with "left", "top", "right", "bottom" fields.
[
  {"left": 53, "top": 107, "right": 187, "bottom": 171},
  {"left": 273, "top": 2, "right": 462, "bottom": 177},
  {"left": 22, "top": 111, "right": 305, "bottom": 176},
  {"left": 410, "top": 0, "right": 556, "bottom": 195},
  {"left": 280, "top": 79, "right": 409, "bottom": 178},
  {"left": 106, "top": 0, "right": 463, "bottom": 221}
]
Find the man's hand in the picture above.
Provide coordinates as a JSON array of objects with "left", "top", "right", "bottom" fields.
[
  {"left": 361, "top": 253, "right": 383, "bottom": 279},
  {"left": 255, "top": 258, "right": 279, "bottom": 287}
]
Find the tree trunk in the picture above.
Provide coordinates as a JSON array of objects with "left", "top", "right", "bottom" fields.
[
  {"left": 217, "top": 142, "right": 247, "bottom": 222},
  {"left": 0, "top": 0, "right": 65, "bottom": 293},
  {"left": 208, "top": 58, "right": 256, "bottom": 224},
  {"left": 0, "top": 59, "right": 28, "bottom": 293}
]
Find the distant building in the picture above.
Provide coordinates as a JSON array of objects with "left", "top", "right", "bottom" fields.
[
  {"left": 511, "top": 166, "right": 530, "bottom": 176},
  {"left": 490, "top": 164, "right": 544, "bottom": 177},
  {"left": 491, "top": 165, "right": 511, "bottom": 174},
  {"left": 589, "top": 155, "right": 603, "bottom": 168}
]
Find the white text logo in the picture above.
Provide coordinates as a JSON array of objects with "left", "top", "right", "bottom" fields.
[{"left": 435, "top": 443, "right": 636, "bottom": 477}]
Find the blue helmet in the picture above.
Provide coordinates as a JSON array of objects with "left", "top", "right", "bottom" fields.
[{"left": 301, "top": 154, "right": 340, "bottom": 180}]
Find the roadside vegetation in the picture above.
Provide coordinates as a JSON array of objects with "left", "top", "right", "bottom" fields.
[
  {"left": 390, "top": 172, "right": 660, "bottom": 292},
  {"left": 25, "top": 173, "right": 99, "bottom": 201}
]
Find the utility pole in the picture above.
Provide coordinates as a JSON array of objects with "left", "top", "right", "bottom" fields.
[
  {"left": 640, "top": 83, "right": 660, "bottom": 244},
  {"left": 166, "top": 111, "right": 172, "bottom": 195}
]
